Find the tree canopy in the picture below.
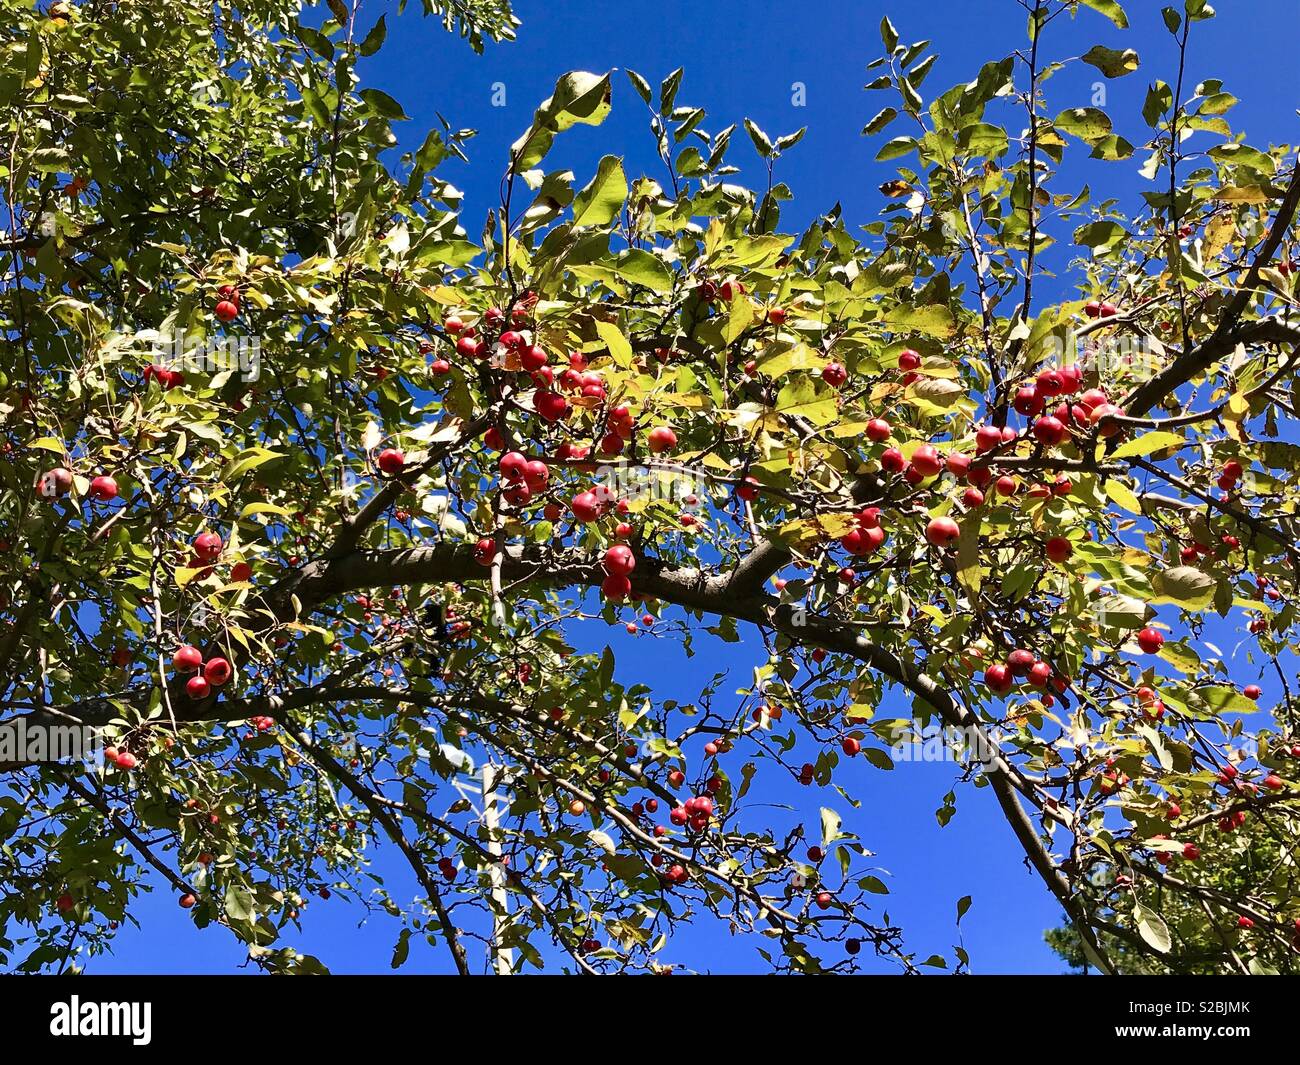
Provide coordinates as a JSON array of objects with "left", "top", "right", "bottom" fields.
[{"left": 1, "top": 0, "right": 1298, "bottom": 974}]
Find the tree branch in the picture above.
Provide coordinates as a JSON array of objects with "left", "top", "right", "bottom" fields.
[
  {"left": 9, "top": 534, "right": 1119, "bottom": 968},
  {"left": 1122, "top": 165, "right": 1300, "bottom": 419}
]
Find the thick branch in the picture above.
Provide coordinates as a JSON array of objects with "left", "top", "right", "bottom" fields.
[{"left": 10, "top": 536, "right": 1116, "bottom": 968}]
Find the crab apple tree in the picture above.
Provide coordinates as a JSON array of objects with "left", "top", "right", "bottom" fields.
[{"left": 1, "top": 0, "right": 1299, "bottom": 977}]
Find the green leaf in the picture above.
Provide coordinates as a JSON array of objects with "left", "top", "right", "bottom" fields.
[
  {"left": 22, "top": 31, "right": 41, "bottom": 83},
  {"left": 1213, "top": 185, "right": 1269, "bottom": 205},
  {"left": 609, "top": 249, "right": 673, "bottom": 292},
  {"left": 32, "top": 147, "right": 72, "bottom": 173},
  {"left": 756, "top": 342, "right": 823, "bottom": 377},
  {"left": 595, "top": 320, "right": 634, "bottom": 368},
  {"left": 358, "top": 15, "right": 387, "bottom": 57},
  {"left": 1109, "top": 430, "right": 1187, "bottom": 458},
  {"left": 1134, "top": 902, "right": 1172, "bottom": 953},
  {"left": 875, "top": 136, "right": 918, "bottom": 162},
  {"left": 1143, "top": 82, "right": 1174, "bottom": 127},
  {"left": 1135, "top": 722, "right": 1173, "bottom": 771},
  {"left": 239, "top": 502, "right": 294, "bottom": 520},
  {"left": 908, "top": 54, "right": 938, "bottom": 87},
  {"left": 1151, "top": 566, "right": 1215, "bottom": 609},
  {"left": 1074, "top": 220, "right": 1127, "bottom": 253},
  {"left": 221, "top": 448, "right": 286, "bottom": 483},
  {"left": 1092, "top": 591, "right": 1150, "bottom": 631},
  {"left": 1198, "top": 92, "right": 1237, "bottom": 116},
  {"left": 737, "top": 762, "right": 757, "bottom": 800},
  {"left": 1002, "top": 563, "right": 1039, "bottom": 602},
  {"left": 774, "top": 378, "right": 838, "bottom": 426},
  {"left": 391, "top": 927, "right": 411, "bottom": 968},
  {"left": 1208, "top": 143, "right": 1276, "bottom": 177},
  {"left": 174, "top": 566, "right": 206, "bottom": 588},
  {"left": 1054, "top": 107, "right": 1113, "bottom": 144},
  {"left": 359, "top": 88, "right": 408, "bottom": 121},
  {"left": 883, "top": 304, "right": 958, "bottom": 338},
  {"left": 224, "top": 885, "right": 255, "bottom": 922},
  {"left": 572, "top": 155, "right": 627, "bottom": 227},
  {"left": 1081, "top": 45, "right": 1140, "bottom": 78},
  {"left": 775, "top": 128, "right": 806, "bottom": 152},
  {"left": 724, "top": 234, "right": 793, "bottom": 269},
  {"left": 1198, "top": 685, "right": 1257, "bottom": 715},
  {"left": 423, "top": 240, "right": 482, "bottom": 267},
  {"left": 898, "top": 76, "right": 923, "bottom": 113},
  {"left": 511, "top": 71, "right": 613, "bottom": 172},
  {"left": 1026, "top": 300, "right": 1088, "bottom": 357},
  {"left": 863, "top": 746, "right": 894, "bottom": 771},
  {"left": 675, "top": 146, "right": 705, "bottom": 177},
  {"left": 880, "top": 16, "right": 899, "bottom": 52},
  {"left": 1158, "top": 641, "right": 1201, "bottom": 674},
  {"left": 724, "top": 293, "right": 755, "bottom": 344},
  {"left": 862, "top": 107, "right": 898, "bottom": 135},
  {"left": 659, "top": 68, "right": 683, "bottom": 114},
  {"left": 625, "top": 69, "right": 652, "bottom": 104},
  {"left": 743, "top": 119, "right": 773, "bottom": 158},
  {"left": 1089, "top": 135, "right": 1135, "bottom": 162},
  {"left": 1080, "top": 0, "right": 1130, "bottom": 28},
  {"left": 958, "top": 122, "right": 1009, "bottom": 157},
  {"left": 820, "top": 806, "right": 842, "bottom": 846},
  {"left": 297, "top": 25, "right": 334, "bottom": 60}
]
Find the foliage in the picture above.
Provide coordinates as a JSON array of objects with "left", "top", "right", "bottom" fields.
[
  {"left": 1047, "top": 830, "right": 1294, "bottom": 974},
  {"left": 1, "top": 0, "right": 1298, "bottom": 974}
]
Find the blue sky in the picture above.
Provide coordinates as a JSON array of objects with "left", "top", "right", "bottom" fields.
[{"left": 90, "top": 0, "right": 1300, "bottom": 974}]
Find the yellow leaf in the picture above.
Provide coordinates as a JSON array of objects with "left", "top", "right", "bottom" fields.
[
  {"left": 1105, "top": 478, "right": 1142, "bottom": 515},
  {"left": 956, "top": 517, "right": 982, "bottom": 594},
  {"left": 240, "top": 503, "right": 293, "bottom": 519},
  {"left": 662, "top": 392, "right": 713, "bottom": 410},
  {"left": 1212, "top": 185, "right": 1268, "bottom": 205},
  {"left": 724, "top": 296, "right": 755, "bottom": 344},
  {"left": 756, "top": 342, "right": 823, "bottom": 377},
  {"left": 1203, "top": 214, "right": 1235, "bottom": 260},
  {"left": 175, "top": 566, "right": 205, "bottom": 587},
  {"left": 774, "top": 513, "right": 857, "bottom": 546}
]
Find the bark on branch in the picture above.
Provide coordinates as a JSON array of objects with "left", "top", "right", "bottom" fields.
[{"left": 7, "top": 535, "right": 1115, "bottom": 968}]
